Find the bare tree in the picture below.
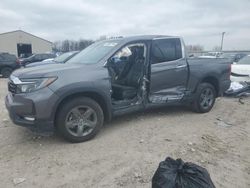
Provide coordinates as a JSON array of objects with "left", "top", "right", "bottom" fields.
[
  {"left": 61, "top": 40, "right": 70, "bottom": 52},
  {"left": 212, "top": 46, "right": 221, "bottom": 52},
  {"left": 78, "top": 39, "right": 91, "bottom": 50},
  {"left": 186, "top": 44, "right": 204, "bottom": 53},
  {"left": 52, "top": 41, "right": 61, "bottom": 52},
  {"left": 97, "top": 35, "right": 107, "bottom": 41}
]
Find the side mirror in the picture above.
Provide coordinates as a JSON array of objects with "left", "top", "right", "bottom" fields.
[
  {"left": 104, "top": 58, "right": 114, "bottom": 67},
  {"left": 110, "top": 57, "right": 116, "bottom": 62}
]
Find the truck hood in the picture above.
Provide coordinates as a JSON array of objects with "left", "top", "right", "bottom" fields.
[
  {"left": 25, "top": 60, "right": 57, "bottom": 68},
  {"left": 12, "top": 63, "right": 98, "bottom": 79}
]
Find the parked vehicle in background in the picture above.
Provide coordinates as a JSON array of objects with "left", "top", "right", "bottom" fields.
[
  {"left": 26, "top": 51, "right": 79, "bottom": 68},
  {"left": 42, "top": 58, "right": 54, "bottom": 62},
  {"left": 19, "top": 53, "right": 33, "bottom": 58},
  {"left": 231, "top": 55, "right": 250, "bottom": 83},
  {"left": 199, "top": 51, "right": 223, "bottom": 58},
  {"left": 0, "top": 53, "right": 20, "bottom": 78},
  {"left": 5, "top": 35, "right": 231, "bottom": 142},
  {"left": 220, "top": 53, "right": 247, "bottom": 63},
  {"left": 19, "top": 53, "right": 56, "bottom": 66}
]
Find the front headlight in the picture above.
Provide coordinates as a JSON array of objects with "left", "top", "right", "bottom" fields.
[{"left": 14, "top": 77, "right": 57, "bottom": 93}]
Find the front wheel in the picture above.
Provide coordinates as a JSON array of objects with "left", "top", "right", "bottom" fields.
[
  {"left": 192, "top": 83, "right": 216, "bottom": 113},
  {"left": 56, "top": 97, "right": 104, "bottom": 142}
]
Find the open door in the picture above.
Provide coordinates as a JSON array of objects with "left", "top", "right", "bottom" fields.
[{"left": 107, "top": 43, "right": 147, "bottom": 109}]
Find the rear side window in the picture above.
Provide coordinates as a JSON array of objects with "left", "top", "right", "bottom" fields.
[
  {"left": 35, "top": 54, "right": 43, "bottom": 60},
  {"left": 50, "top": 54, "right": 56, "bottom": 58},
  {"left": 42, "top": 54, "right": 49, "bottom": 59},
  {"left": 8, "top": 54, "right": 17, "bottom": 61},
  {"left": 0, "top": 54, "right": 16, "bottom": 61},
  {"left": 151, "top": 38, "right": 182, "bottom": 64},
  {"left": 42, "top": 54, "right": 55, "bottom": 59}
]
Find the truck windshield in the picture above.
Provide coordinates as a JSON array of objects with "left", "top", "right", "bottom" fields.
[
  {"left": 67, "top": 40, "right": 120, "bottom": 64},
  {"left": 54, "top": 51, "right": 77, "bottom": 63}
]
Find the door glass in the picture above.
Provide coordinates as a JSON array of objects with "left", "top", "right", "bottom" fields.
[
  {"left": 35, "top": 54, "right": 42, "bottom": 61},
  {"left": 42, "top": 54, "right": 49, "bottom": 59},
  {"left": 151, "top": 38, "right": 182, "bottom": 64}
]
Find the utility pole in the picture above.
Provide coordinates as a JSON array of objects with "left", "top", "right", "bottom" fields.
[{"left": 220, "top": 32, "right": 225, "bottom": 52}]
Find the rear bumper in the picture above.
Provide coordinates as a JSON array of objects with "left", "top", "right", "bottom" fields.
[{"left": 5, "top": 88, "right": 59, "bottom": 135}]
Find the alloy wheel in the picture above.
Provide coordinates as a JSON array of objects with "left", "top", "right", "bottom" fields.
[
  {"left": 199, "top": 88, "right": 214, "bottom": 110},
  {"left": 65, "top": 106, "right": 97, "bottom": 137}
]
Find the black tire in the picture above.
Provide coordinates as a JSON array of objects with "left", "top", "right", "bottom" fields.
[
  {"left": 56, "top": 97, "right": 104, "bottom": 143},
  {"left": 192, "top": 83, "right": 216, "bottom": 113},
  {"left": 1, "top": 67, "right": 12, "bottom": 78}
]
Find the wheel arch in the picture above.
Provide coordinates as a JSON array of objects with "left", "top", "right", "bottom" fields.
[
  {"left": 201, "top": 76, "right": 219, "bottom": 96},
  {"left": 1, "top": 66, "right": 13, "bottom": 72},
  {"left": 1, "top": 66, "right": 13, "bottom": 77},
  {"left": 53, "top": 90, "right": 112, "bottom": 125}
]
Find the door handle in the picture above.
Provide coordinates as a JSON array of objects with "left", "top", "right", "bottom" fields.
[{"left": 176, "top": 64, "right": 187, "bottom": 69}]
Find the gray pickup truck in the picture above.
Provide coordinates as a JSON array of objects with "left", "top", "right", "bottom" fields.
[{"left": 5, "top": 35, "right": 231, "bottom": 142}]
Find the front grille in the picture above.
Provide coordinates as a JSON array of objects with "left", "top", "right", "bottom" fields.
[{"left": 8, "top": 81, "right": 17, "bottom": 93}]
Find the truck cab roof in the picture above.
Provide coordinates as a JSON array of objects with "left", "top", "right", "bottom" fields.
[{"left": 107, "top": 35, "right": 180, "bottom": 43}]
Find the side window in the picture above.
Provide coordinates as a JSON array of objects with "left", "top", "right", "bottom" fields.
[
  {"left": 34, "top": 54, "right": 42, "bottom": 61},
  {"left": 1, "top": 54, "right": 8, "bottom": 60},
  {"left": 42, "top": 54, "right": 48, "bottom": 59},
  {"left": 151, "top": 38, "right": 182, "bottom": 64},
  {"left": 8, "top": 55, "right": 17, "bottom": 61},
  {"left": 1, "top": 54, "right": 16, "bottom": 61},
  {"left": 50, "top": 54, "right": 56, "bottom": 58}
]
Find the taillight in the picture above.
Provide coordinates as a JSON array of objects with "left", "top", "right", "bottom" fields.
[{"left": 16, "top": 59, "right": 20, "bottom": 65}]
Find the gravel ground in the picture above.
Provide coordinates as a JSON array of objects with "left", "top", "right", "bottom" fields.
[{"left": 0, "top": 78, "right": 249, "bottom": 188}]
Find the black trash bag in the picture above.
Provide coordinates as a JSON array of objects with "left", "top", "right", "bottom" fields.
[
  {"left": 152, "top": 157, "right": 215, "bottom": 188},
  {"left": 224, "top": 82, "right": 250, "bottom": 97}
]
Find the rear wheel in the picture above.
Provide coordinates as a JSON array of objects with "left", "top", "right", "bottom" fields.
[
  {"left": 192, "top": 83, "right": 216, "bottom": 113},
  {"left": 56, "top": 97, "right": 104, "bottom": 142},
  {"left": 1, "top": 67, "right": 12, "bottom": 78}
]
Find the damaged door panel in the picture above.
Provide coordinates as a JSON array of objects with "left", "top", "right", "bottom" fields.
[{"left": 149, "top": 38, "right": 188, "bottom": 103}]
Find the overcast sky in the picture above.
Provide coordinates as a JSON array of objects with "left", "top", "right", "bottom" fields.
[{"left": 0, "top": 0, "right": 250, "bottom": 50}]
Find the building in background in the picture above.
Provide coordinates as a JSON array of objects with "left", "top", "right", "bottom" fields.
[{"left": 0, "top": 30, "right": 53, "bottom": 57}]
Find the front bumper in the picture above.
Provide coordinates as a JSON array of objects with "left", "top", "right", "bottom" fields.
[{"left": 5, "top": 87, "right": 59, "bottom": 135}]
